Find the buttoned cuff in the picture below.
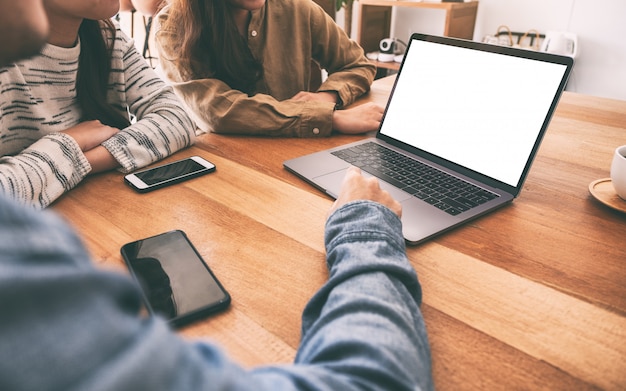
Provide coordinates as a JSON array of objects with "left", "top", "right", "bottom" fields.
[{"left": 297, "top": 101, "right": 335, "bottom": 137}]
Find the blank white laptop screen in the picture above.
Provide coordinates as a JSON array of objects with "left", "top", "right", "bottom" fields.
[{"left": 379, "top": 39, "right": 569, "bottom": 187}]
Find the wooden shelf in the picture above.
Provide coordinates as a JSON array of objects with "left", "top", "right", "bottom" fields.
[
  {"left": 359, "top": 0, "right": 478, "bottom": 12},
  {"left": 357, "top": 0, "right": 479, "bottom": 70}
]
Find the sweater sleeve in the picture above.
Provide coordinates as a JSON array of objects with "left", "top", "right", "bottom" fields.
[
  {"left": 0, "top": 133, "right": 91, "bottom": 209},
  {"left": 101, "top": 27, "right": 196, "bottom": 173}
]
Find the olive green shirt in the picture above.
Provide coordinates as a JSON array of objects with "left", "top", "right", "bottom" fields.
[{"left": 156, "top": 0, "right": 376, "bottom": 137}]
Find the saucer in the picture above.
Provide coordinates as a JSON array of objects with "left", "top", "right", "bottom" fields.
[{"left": 588, "top": 178, "right": 626, "bottom": 214}]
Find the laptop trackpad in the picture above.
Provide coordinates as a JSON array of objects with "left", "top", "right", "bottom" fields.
[
  {"left": 400, "top": 198, "right": 455, "bottom": 244},
  {"left": 314, "top": 169, "right": 412, "bottom": 202},
  {"left": 313, "top": 169, "right": 348, "bottom": 198}
]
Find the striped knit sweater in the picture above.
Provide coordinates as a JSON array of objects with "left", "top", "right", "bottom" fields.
[{"left": 0, "top": 24, "right": 195, "bottom": 209}]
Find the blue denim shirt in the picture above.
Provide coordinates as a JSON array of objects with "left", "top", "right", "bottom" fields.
[{"left": 0, "top": 196, "right": 433, "bottom": 390}]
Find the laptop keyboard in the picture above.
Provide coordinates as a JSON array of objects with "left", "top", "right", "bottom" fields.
[{"left": 331, "top": 142, "right": 499, "bottom": 216}]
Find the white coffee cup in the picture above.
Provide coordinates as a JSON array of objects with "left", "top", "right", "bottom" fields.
[{"left": 610, "top": 145, "right": 626, "bottom": 200}]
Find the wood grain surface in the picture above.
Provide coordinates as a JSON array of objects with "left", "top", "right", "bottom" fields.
[{"left": 52, "top": 75, "right": 626, "bottom": 390}]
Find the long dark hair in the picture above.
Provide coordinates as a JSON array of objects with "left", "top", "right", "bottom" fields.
[
  {"left": 76, "top": 19, "right": 131, "bottom": 129},
  {"left": 158, "top": 0, "right": 263, "bottom": 95}
]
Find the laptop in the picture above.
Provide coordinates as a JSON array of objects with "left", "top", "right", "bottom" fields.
[{"left": 284, "top": 33, "right": 573, "bottom": 245}]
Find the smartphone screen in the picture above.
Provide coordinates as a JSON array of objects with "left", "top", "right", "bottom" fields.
[
  {"left": 125, "top": 156, "right": 216, "bottom": 192},
  {"left": 121, "top": 230, "right": 230, "bottom": 327}
]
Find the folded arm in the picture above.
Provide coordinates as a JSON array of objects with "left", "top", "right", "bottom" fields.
[
  {"left": 0, "top": 133, "right": 91, "bottom": 208},
  {"left": 100, "top": 27, "right": 196, "bottom": 173}
]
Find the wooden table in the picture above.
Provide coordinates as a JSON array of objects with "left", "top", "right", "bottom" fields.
[{"left": 52, "top": 76, "right": 626, "bottom": 390}]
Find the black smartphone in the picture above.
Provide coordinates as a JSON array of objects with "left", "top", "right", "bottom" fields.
[
  {"left": 124, "top": 156, "right": 216, "bottom": 193},
  {"left": 121, "top": 230, "right": 230, "bottom": 327}
]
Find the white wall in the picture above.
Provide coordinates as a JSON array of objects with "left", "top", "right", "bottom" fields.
[{"left": 349, "top": 0, "right": 626, "bottom": 101}]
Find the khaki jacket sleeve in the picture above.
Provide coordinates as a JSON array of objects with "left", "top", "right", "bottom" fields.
[
  {"left": 156, "top": 75, "right": 335, "bottom": 138},
  {"left": 308, "top": 2, "right": 376, "bottom": 108}
]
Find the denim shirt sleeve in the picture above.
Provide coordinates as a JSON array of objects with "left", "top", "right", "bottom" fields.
[
  {"left": 293, "top": 200, "right": 433, "bottom": 391},
  {"left": 0, "top": 197, "right": 433, "bottom": 391}
]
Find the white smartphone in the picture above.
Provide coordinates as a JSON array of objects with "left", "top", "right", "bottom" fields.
[{"left": 124, "top": 156, "right": 216, "bottom": 193}]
